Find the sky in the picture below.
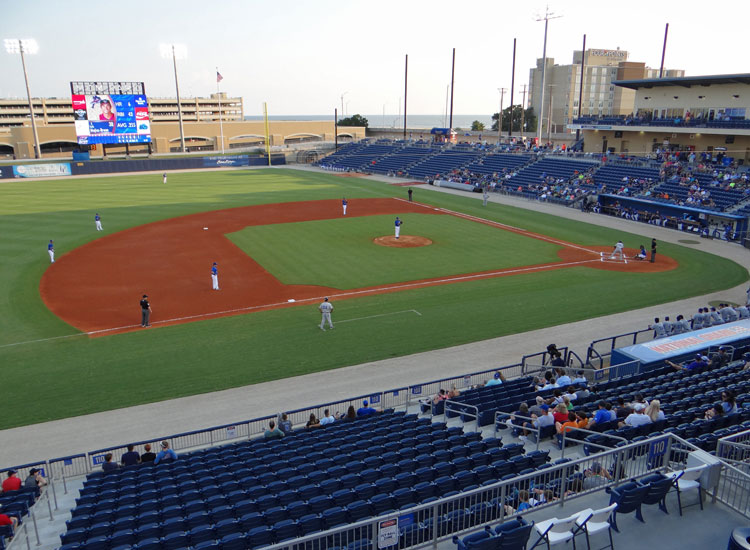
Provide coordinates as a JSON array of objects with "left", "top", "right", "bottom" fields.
[{"left": 1, "top": 0, "right": 748, "bottom": 116}]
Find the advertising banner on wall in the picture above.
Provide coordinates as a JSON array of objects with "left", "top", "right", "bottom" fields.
[
  {"left": 12, "top": 163, "right": 72, "bottom": 178},
  {"left": 202, "top": 156, "right": 251, "bottom": 167}
]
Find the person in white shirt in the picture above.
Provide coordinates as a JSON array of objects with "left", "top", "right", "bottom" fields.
[
  {"left": 319, "top": 297, "right": 334, "bottom": 331},
  {"left": 609, "top": 240, "right": 624, "bottom": 260},
  {"left": 571, "top": 371, "right": 588, "bottom": 385},
  {"left": 319, "top": 409, "right": 335, "bottom": 425},
  {"left": 620, "top": 403, "right": 652, "bottom": 427}
]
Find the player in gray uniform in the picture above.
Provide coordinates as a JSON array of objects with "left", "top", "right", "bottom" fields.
[
  {"left": 662, "top": 316, "right": 674, "bottom": 336},
  {"left": 483, "top": 187, "right": 489, "bottom": 206},
  {"left": 738, "top": 305, "right": 750, "bottom": 320},
  {"left": 319, "top": 297, "right": 334, "bottom": 331},
  {"left": 691, "top": 308, "right": 704, "bottom": 330},
  {"left": 721, "top": 304, "right": 739, "bottom": 322},
  {"left": 609, "top": 240, "right": 624, "bottom": 260},
  {"left": 651, "top": 317, "right": 667, "bottom": 339},
  {"left": 709, "top": 307, "right": 724, "bottom": 325},
  {"left": 674, "top": 315, "right": 691, "bottom": 334}
]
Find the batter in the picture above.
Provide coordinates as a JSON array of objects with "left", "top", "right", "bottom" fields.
[{"left": 609, "top": 240, "right": 624, "bottom": 260}]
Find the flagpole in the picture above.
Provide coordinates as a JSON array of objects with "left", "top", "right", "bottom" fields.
[
  {"left": 263, "top": 102, "right": 271, "bottom": 166},
  {"left": 216, "top": 67, "right": 225, "bottom": 154}
]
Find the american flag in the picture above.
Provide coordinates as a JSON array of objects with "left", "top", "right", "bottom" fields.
[{"left": 216, "top": 71, "right": 224, "bottom": 83}]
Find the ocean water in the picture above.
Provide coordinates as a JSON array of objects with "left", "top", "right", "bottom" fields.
[{"left": 244, "top": 114, "right": 495, "bottom": 130}]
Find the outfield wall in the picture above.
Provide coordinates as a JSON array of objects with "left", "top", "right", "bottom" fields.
[{"left": 0, "top": 154, "right": 286, "bottom": 180}]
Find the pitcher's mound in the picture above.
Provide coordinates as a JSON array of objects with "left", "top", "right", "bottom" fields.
[{"left": 374, "top": 235, "right": 433, "bottom": 248}]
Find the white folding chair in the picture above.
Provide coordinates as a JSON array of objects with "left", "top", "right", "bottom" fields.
[
  {"left": 666, "top": 464, "right": 707, "bottom": 515},
  {"left": 530, "top": 513, "right": 579, "bottom": 549},
  {"left": 575, "top": 503, "right": 618, "bottom": 550}
]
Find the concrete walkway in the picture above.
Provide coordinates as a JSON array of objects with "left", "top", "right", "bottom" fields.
[{"left": 1, "top": 170, "right": 748, "bottom": 468}]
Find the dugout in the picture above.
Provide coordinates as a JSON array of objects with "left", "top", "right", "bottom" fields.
[{"left": 611, "top": 319, "right": 750, "bottom": 368}]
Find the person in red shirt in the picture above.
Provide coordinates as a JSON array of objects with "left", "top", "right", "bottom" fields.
[
  {"left": 1, "top": 471, "right": 21, "bottom": 492},
  {"left": 0, "top": 503, "right": 19, "bottom": 532}
]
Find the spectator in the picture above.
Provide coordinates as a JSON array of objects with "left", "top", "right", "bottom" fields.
[
  {"left": 121, "top": 445, "right": 140, "bottom": 467},
  {"left": 357, "top": 400, "right": 377, "bottom": 417},
  {"left": 556, "top": 411, "right": 580, "bottom": 435},
  {"left": 278, "top": 413, "right": 293, "bottom": 434},
  {"left": 572, "top": 371, "right": 588, "bottom": 385},
  {"left": 320, "top": 409, "right": 335, "bottom": 426},
  {"left": 0, "top": 504, "right": 18, "bottom": 533},
  {"left": 432, "top": 389, "right": 448, "bottom": 404},
  {"left": 1, "top": 471, "right": 21, "bottom": 492},
  {"left": 576, "top": 385, "right": 591, "bottom": 400},
  {"left": 583, "top": 462, "right": 613, "bottom": 490},
  {"left": 516, "top": 490, "right": 532, "bottom": 512},
  {"left": 590, "top": 401, "right": 611, "bottom": 426},
  {"left": 667, "top": 354, "right": 707, "bottom": 371},
  {"left": 102, "top": 453, "right": 119, "bottom": 473},
  {"left": 342, "top": 405, "right": 357, "bottom": 422},
  {"left": 644, "top": 399, "right": 666, "bottom": 422},
  {"left": 507, "top": 403, "right": 529, "bottom": 437},
  {"left": 305, "top": 413, "right": 322, "bottom": 429},
  {"left": 620, "top": 403, "right": 652, "bottom": 427},
  {"left": 528, "top": 396, "right": 546, "bottom": 417},
  {"left": 447, "top": 384, "right": 461, "bottom": 399},
  {"left": 485, "top": 371, "right": 506, "bottom": 386},
  {"left": 722, "top": 391, "right": 738, "bottom": 414},
  {"left": 264, "top": 420, "right": 285, "bottom": 439},
  {"left": 615, "top": 397, "right": 630, "bottom": 419},
  {"left": 704, "top": 404, "right": 725, "bottom": 420},
  {"left": 24, "top": 468, "right": 47, "bottom": 489},
  {"left": 575, "top": 410, "right": 589, "bottom": 429},
  {"left": 555, "top": 369, "right": 572, "bottom": 387},
  {"left": 140, "top": 444, "right": 156, "bottom": 463},
  {"left": 522, "top": 403, "right": 553, "bottom": 441},
  {"left": 710, "top": 347, "right": 730, "bottom": 369},
  {"left": 154, "top": 441, "right": 178, "bottom": 464},
  {"left": 552, "top": 403, "right": 569, "bottom": 424}
]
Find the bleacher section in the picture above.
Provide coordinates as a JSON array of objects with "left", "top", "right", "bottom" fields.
[
  {"left": 58, "top": 411, "right": 560, "bottom": 550},
  {"left": 647, "top": 182, "right": 746, "bottom": 211},
  {"left": 503, "top": 158, "right": 598, "bottom": 193},
  {"left": 463, "top": 153, "right": 531, "bottom": 177},
  {"left": 320, "top": 142, "right": 403, "bottom": 172},
  {"left": 366, "top": 147, "right": 435, "bottom": 175},
  {"left": 592, "top": 165, "right": 660, "bottom": 195},
  {"left": 405, "top": 149, "right": 483, "bottom": 180}
]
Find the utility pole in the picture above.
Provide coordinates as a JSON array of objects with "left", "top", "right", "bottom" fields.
[
  {"left": 497, "top": 88, "right": 507, "bottom": 144},
  {"left": 535, "top": 6, "right": 562, "bottom": 143}
]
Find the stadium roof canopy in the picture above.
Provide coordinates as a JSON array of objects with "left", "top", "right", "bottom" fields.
[{"left": 613, "top": 73, "right": 750, "bottom": 90}]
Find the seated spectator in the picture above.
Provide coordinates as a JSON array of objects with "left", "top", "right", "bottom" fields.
[
  {"left": 485, "top": 371, "right": 506, "bottom": 386},
  {"left": 631, "top": 393, "right": 649, "bottom": 409},
  {"left": 552, "top": 403, "right": 569, "bottom": 424},
  {"left": 556, "top": 411, "right": 579, "bottom": 435},
  {"left": 306, "top": 413, "right": 322, "bottom": 429},
  {"left": 530, "top": 488, "right": 556, "bottom": 506},
  {"left": 704, "top": 404, "right": 725, "bottom": 420},
  {"left": 615, "top": 397, "right": 630, "bottom": 419},
  {"left": 522, "top": 404, "right": 553, "bottom": 441},
  {"left": 140, "top": 444, "right": 156, "bottom": 463},
  {"left": 667, "top": 354, "right": 707, "bottom": 371},
  {"left": 0, "top": 504, "right": 19, "bottom": 533},
  {"left": 590, "top": 401, "right": 611, "bottom": 426},
  {"left": 555, "top": 368, "right": 572, "bottom": 387},
  {"left": 264, "top": 420, "right": 285, "bottom": 439},
  {"left": 121, "top": 445, "right": 140, "bottom": 467},
  {"left": 342, "top": 405, "right": 357, "bottom": 422},
  {"left": 278, "top": 413, "right": 293, "bottom": 434},
  {"left": 320, "top": 409, "right": 335, "bottom": 426},
  {"left": 528, "top": 396, "right": 546, "bottom": 417},
  {"left": 571, "top": 371, "right": 588, "bottom": 385},
  {"left": 102, "top": 453, "right": 119, "bottom": 473},
  {"left": 507, "top": 403, "right": 530, "bottom": 436},
  {"left": 583, "top": 462, "right": 613, "bottom": 489},
  {"left": 620, "top": 403, "right": 652, "bottom": 427},
  {"left": 154, "top": 441, "right": 178, "bottom": 464},
  {"left": 563, "top": 386, "right": 578, "bottom": 402},
  {"left": 576, "top": 386, "right": 591, "bottom": 400},
  {"left": 710, "top": 347, "right": 730, "bottom": 369},
  {"left": 24, "top": 468, "right": 47, "bottom": 489},
  {"left": 644, "top": 399, "right": 665, "bottom": 422},
  {"left": 433, "top": 389, "right": 448, "bottom": 404},
  {"left": 447, "top": 384, "right": 461, "bottom": 399},
  {"left": 576, "top": 410, "right": 589, "bottom": 429},
  {"left": 562, "top": 395, "right": 573, "bottom": 411},
  {"left": 551, "top": 389, "right": 564, "bottom": 405},
  {"left": 516, "top": 490, "right": 532, "bottom": 512},
  {"left": 722, "top": 391, "right": 738, "bottom": 414},
  {"left": 1, "top": 471, "right": 21, "bottom": 492},
  {"left": 357, "top": 400, "right": 378, "bottom": 417}
]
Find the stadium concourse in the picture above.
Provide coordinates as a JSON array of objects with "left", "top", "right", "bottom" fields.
[{"left": 1, "top": 165, "right": 749, "bottom": 467}]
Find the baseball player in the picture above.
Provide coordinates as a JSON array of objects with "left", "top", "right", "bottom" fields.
[
  {"left": 651, "top": 317, "right": 666, "bottom": 339},
  {"left": 609, "top": 240, "right": 624, "bottom": 260},
  {"left": 342, "top": 197, "right": 347, "bottom": 216},
  {"left": 95, "top": 213, "right": 103, "bottom": 231},
  {"left": 47, "top": 240, "right": 55, "bottom": 263},
  {"left": 634, "top": 245, "right": 647, "bottom": 260},
  {"left": 140, "top": 294, "right": 152, "bottom": 327},
  {"left": 394, "top": 216, "right": 403, "bottom": 239},
  {"left": 163, "top": 172, "right": 167, "bottom": 184},
  {"left": 211, "top": 262, "right": 220, "bottom": 290},
  {"left": 319, "top": 297, "right": 334, "bottom": 331},
  {"left": 483, "top": 187, "right": 489, "bottom": 206}
]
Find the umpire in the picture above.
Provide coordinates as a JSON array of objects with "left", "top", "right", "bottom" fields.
[{"left": 140, "top": 294, "right": 152, "bottom": 327}]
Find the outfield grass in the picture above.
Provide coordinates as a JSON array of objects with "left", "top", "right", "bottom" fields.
[
  {"left": 0, "top": 168, "right": 746, "bottom": 429},
  {"left": 227, "top": 213, "right": 561, "bottom": 288}
]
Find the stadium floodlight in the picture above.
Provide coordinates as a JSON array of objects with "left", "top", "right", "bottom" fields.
[
  {"left": 159, "top": 43, "right": 187, "bottom": 153},
  {"left": 4, "top": 38, "right": 41, "bottom": 159}
]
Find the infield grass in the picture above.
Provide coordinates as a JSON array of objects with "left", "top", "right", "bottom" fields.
[
  {"left": 227, "top": 213, "right": 562, "bottom": 288},
  {"left": 0, "top": 167, "right": 747, "bottom": 430}
]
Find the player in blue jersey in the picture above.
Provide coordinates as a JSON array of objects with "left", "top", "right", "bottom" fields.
[
  {"left": 211, "top": 262, "right": 219, "bottom": 290},
  {"left": 47, "top": 240, "right": 55, "bottom": 263},
  {"left": 342, "top": 197, "right": 347, "bottom": 215},
  {"left": 94, "top": 213, "right": 103, "bottom": 231},
  {"left": 394, "top": 216, "right": 403, "bottom": 239}
]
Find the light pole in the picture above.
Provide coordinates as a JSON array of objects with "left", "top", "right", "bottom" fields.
[
  {"left": 4, "top": 38, "right": 41, "bottom": 159},
  {"left": 340, "top": 91, "right": 349, "bottom": 119},
  {"left": 535, "top": 8, "right": 562, "bottom": 143},
  {"left": 497, "top": 87, "right": 507, "bottom": 144},
  {"left": 159, "top": 43, "right": 187, "bottom": 153}
]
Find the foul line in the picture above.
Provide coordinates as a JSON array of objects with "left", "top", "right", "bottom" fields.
[
  {"left": 337, "top": 309, "right": 422, "bottom": 324},
  {"left": 395, "top": 198, "right": 601, "bottom": 256}
]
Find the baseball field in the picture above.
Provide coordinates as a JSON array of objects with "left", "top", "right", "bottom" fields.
[{"left": 0, "top": 167, "right": 747, "bottom": 430}]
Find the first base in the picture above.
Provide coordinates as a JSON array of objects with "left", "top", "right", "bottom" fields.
[{"left": 287, "top": 299, "right": 296, "bottom": 302}]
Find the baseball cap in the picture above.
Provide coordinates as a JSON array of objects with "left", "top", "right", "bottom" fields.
[
  {"left": 695, "top": 354, "right": 702, "bottom": 360},
  {"left": 363, "top": 400, "right": 368, "bottom": 406},
  {"left": 29, "top": 468, "right": 39, "bottom": 475},
  {"left": 160, "top": 441, "right": 169, "bottom": 448},
  {"left": 7, "top": 470, "right": 16, "bottom": 476},
  {"left": 494, "top": 373, "right": 500, "bottom": 379},
  {"left": 634, "top": 403, "right": 646, "bottom": 411},
  {"left": 540, "top": 404, "right": 549, "bottom": 411}
]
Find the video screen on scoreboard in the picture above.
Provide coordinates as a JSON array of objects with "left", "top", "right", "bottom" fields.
[{"left": 71, "top": 93, "right": 151, "bottom": 145}]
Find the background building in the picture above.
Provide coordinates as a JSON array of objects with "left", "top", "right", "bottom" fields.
[{"left": 528, "top": 48, "right": 684, "bottom": 137}]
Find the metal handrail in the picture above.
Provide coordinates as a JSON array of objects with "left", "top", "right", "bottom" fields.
[
  {"left": 445, "top": 400, "right": 480, "bottom": 432},
  {"left": 560, "top": 425, "right": 628, "bottom": 458}
]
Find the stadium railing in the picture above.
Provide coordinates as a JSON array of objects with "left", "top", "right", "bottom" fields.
[
  {"left": 586, "top": 328, "right": 653, "bottom": 368},
  {"left": 717, "top": 428, "right": 750, "bottom": 467},
  {"left": 250, "top": 432, "right": 731, "bottom": 550}
]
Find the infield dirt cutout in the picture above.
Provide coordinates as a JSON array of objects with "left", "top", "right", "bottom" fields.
[
  {"left": 374, "top": 235, "right": 433, "bottom": 248},
  {"left": 40, "top": 198, "right": 677, "bottom": 336}
]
